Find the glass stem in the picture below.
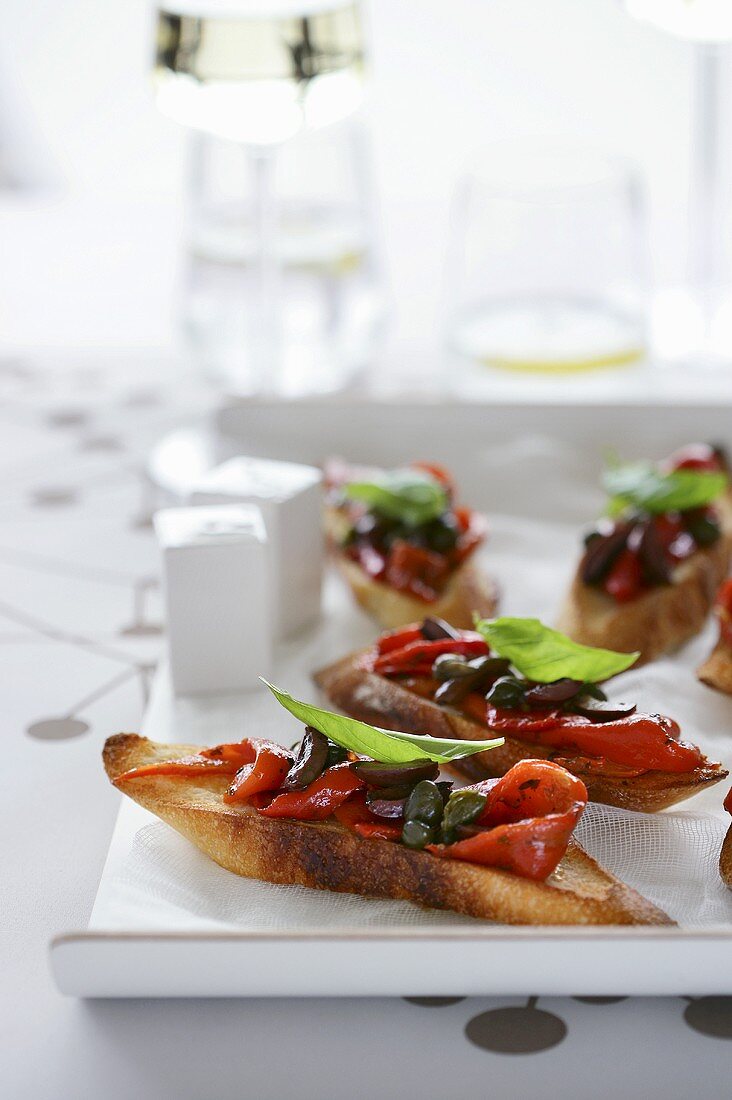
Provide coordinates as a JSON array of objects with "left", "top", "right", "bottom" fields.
[
  {"left": 249, "top": 146, "right": 280, "bottom": 389},
  {"left": 689, "top": 43, "right": 728, "bottom": 336}
]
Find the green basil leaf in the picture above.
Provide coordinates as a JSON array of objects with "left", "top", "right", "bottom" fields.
[
  {"left": 474, "top": 617, "right": 638, "bottom": 683},
  {"left": 603, "top": 462, "right": 727, "bottom": 516},
  {"left": 262, "top": 680, "right": 504, "bottom": 764},
  {"left": 342, "top": 469, "right": 448, "bottom": 527}
]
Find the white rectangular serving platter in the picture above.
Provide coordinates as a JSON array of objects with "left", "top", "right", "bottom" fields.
[{"left": 52, "top": 397, "right": 732, "bottom": 997}]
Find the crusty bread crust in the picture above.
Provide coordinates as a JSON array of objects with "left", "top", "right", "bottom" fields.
[
  {"left": 314, "top": 650, "right": 728, "bottom": 813},
  {"left": 721, "top": 823, "right": 732, "bottom": 889},
  {"left": 333, "top": 553, "right": 499, "bottom": 631},
  {"left": 104, "top": 733, "right": 672, "bottom": 926},
  {"left": 697, "top": 638, "right": 732, "bottom": 695},
  {"left": 556, "top": 537, "right": 730, "bottom": 667}
]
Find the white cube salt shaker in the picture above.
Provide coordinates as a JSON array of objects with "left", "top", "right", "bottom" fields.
[
  {"left": 191, "top": 456, "right": 323, "bottom": 639},
  {"left": 154, "top": 504, "right": 272, "bottom": 696}
]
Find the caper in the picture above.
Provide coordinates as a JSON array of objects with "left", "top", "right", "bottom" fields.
[
  {"left": 685, "top": 512, "right": 721, "bottom": 548},
  {"left": 326, "top": 741, "right": 349, "bottom": 768},
  {"left": 432, "top": 654, "right": 473, "bottom": 681},
  {"left": 485, "top": 675, "right": 526, "bottom": 710},
  {"left": 441, "top": 789, "right": 487, "bottom": 844},
  {"left": 401, "top": 819, "right": 435, "bottom": 850},
  {"left": 434, "top": 677, "right": 474, "bottom": 706},
  {"left": 404, "top": 780, "right": 445, "bottom": 828},
  {"left": 421, "top": 515, "right": 460, "bottom": 553}
]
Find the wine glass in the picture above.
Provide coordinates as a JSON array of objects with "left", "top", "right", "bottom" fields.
[
  {"left": 153, "top": 0, "right": 369, "bottom": 393},
  {"left": 621, "top": 1, "right": 732, "bottom": 364},
  {"left": 444, "top": 142, "right": 648, "bottom": 374}
]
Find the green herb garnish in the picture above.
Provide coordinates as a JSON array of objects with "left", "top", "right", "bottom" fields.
[
  {"left": 342, "top": 469, "right": 448, "bottom": 527},
  {"left": 263, "top": 680, "right": 504, "bottom": 764},
  {"left": 603, "top": 462, "right": 726, "bottom": 517},
  {"left": 474, "top": 617, "right": 638, "bottom": 684}
]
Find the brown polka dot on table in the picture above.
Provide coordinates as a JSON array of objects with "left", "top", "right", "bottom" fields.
[
  {"left": 403, "top": 997, "right": 466, "bottom": 1007},
  {"left": 79, "top": 435, "right": 124, "bottom": 452},
  {"left": 26, "top": 717, "right": 89, "bottom": 741},
  {"left": 572, "top": 996, "right": 628, "bottom": 1004},
  {"left": 465, "top": 1004, "right": 567, "bottom": 1054},
  {"left": 684, "top": 997, "right": 732, "bottom": 1039},
  {"left": 30, "top": 487, "right": 79, "bottom": 508},
  {"left": 46, "top": 408, "right": 89, "bottom": 428}
]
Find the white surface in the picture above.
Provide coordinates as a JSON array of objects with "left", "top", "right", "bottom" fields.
[
  {"left": 5, "top": 372, "right": 732, "bottom": 1097},
  {"left": 156, "top": 503, "right": 272, "bottom": 692},
  {"left": 55, "top": 492, "right": 732, "bottom": 994},
  {"left": 191, "top": 456, "right": 323, "bottom": 637}
]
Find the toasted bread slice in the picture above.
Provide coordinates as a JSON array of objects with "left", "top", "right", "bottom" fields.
[
  {"left": 333, "top": 552, "right": 499, "bottom": 631},
  {"left": 104, "top": 733, "right": 672, "bottom": 927},
  {"left": 721, "top": 824, "right": 732, "bottom": 889},
  {"left": 556, "top": 536, "right": 730, "bottom": 667},
  {"left": 315, "top": 650, "right": 728, "bottom": 813},
  {"left": 698, "top": 637, "right": 732, "bottom": 695}
]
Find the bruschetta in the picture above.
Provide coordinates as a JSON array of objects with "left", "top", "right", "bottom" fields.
[
  {"left": 697, "top": 579, "right": 732, "bottom": 694},
  {"left": 721, "top": 789, "right": 732, "bottom": 889},
  {"left": 103, "top": 686, "right": 671, "bottom": 926},
  {"left": 557, "top": 444, "right": 732, "bottom": 666},
  {"left": 324, "top": 460, "right": 498, "bottom": 630},
  {"left": 315, "top": 616, "right": 728, "bottom": 813}
]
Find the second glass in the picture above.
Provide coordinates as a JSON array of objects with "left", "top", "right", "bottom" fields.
[{"left": 444, "top": 143, "right": 649, "bottom": 374}]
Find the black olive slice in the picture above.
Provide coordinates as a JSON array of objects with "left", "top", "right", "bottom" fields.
[
  {"left": 350, "top": 758, "right": 440, "bottom": 788},
  {"left": 636, "top": 520, "right": 673, "bottom": 585},
  {"left": 580, "top": 523, "right": 631, "bottom": 585},
  {"left": 572, "top": 696, "right": 637, "bottom": 721},
  {"left": 282, "top": 726, "right": 330, "bottom": 789},
  {"left": 524, "top": 678, "right": 584, "bottom": 705},
  {"left": 421, "top": 617, "right": 461, "bottom": 640}
]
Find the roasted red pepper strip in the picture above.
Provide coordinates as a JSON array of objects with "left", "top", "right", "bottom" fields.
[
  {"left": 373, "top": 635, "right": 487, "bottom": 675},
  {"left": 602, "top": 547, "right": 644, "bottom": 603},
  {"left": 200, "top": 742, "right": 258, "bottom": 764},
  {"left": 483, "top": 705, "right": 703, "bottom": 773},
  {"left": 259, "top": 762, "right": 364, "bottom": 820},
  {"left": 224, "top": 741, "right": 293, "bottom": 803},
  {"left": 377, "top": 624, "right": 425, "bottom": 656},
  {"left": 114, "top": 753, "right": 246, "bottom": 783},
  {"left": 428, "top": 760, "right": 587, "bottom": 881},
  {"left": 334, "top": 793, "right": 402, "bottom": 841}
]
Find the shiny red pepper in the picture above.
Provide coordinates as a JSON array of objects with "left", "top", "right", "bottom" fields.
[
  {"left": 334, "top": 793, "right": 402, "bottom": 841},
  {"left": 373, "top": 635, "right": 488, "bottom": 676},
  {"left": 258, "top": 763, "right": 365, "bottom": 820},
  {"left": 428, "top": 760, "right": 587, "bottom": 881},
  {"left": 666, "top": 443, "right": 725, "bottom": 473},
  {"left": 483, "top": 705, "right": 703, "bottom": 773},
  {"left": 224, "top": 741, "right": 293, "bottom": 803},
  {"left": 603, "top": 547, "right": 644, "bottom": 602},
  {"left": 115, "top": 752, "right": 249, "bottom": 783},
  {"left": 377, "top": 624, "right": 425, "bottom": 656}
]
